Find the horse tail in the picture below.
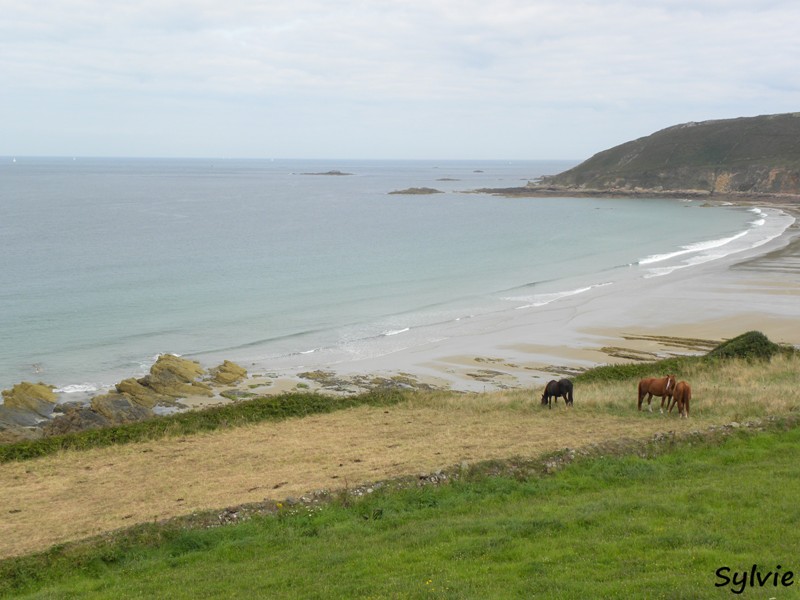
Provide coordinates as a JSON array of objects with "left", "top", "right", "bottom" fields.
[
  {"left": 685, "top": 385, "right": 691, "bottom": 417},
  {"left": 637, "top": 380, "right": 647, "bottom": 409}
]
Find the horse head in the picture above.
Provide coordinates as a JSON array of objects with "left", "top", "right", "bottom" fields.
[{"left": 665, "top": 375, "right": 676, "bottom": 394}]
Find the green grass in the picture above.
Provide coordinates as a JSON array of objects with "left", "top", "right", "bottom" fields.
[{"left": 5, "top": 423, "right": 800, "bottom": 598}]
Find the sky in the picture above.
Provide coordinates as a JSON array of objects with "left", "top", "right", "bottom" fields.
[{"left": 2, "top": 0, "right": 799, "bottom": 160}]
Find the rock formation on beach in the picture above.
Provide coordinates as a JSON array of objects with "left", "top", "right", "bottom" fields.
[
  {"left": 210, "top": 360, "right": 248, "bottom": 385},
  {"left": 0, "top": 355, "right": 248, "bottom": 441},
  {"left": 139, "top": 354, "right": 213, "bottom": 399},
  {"left": 0, "top": 383, "right": 58, "bottom": 442},
  {"left": 1, "top": 382, "right": 57, "bottom": 415}
]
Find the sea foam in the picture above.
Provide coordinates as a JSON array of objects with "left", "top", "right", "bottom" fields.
[
  {"left": 54, "top": 383, "right": 99, "bottom": 394},
  {"left": 506, "top": 282, "right": 613, "bottom": 309},
  {"left": 642, "top": 207, "right": 794, "bottom": 278}
]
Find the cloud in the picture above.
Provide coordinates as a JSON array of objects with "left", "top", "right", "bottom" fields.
[{"left": 2, "top": 0, "right": 799, "bottom": 158}]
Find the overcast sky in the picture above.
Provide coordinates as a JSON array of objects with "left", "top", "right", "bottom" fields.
[{"left": 2, "top": 1, "right": 798, "bottom": 160}]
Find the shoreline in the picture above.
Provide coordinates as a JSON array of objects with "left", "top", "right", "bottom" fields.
[
  {"left": 474, "top": 184, "right": 800, "bottom": 206},
  {"left": 178, "top": 198, "right": 800, "bottom": 409},
  {"left": 5, "top": 195, "right": 799, "bottom": 415}
]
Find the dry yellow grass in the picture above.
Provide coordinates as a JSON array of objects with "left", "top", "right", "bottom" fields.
[{"left": 1, "top": 354, "right": 798, "bottom": 560}]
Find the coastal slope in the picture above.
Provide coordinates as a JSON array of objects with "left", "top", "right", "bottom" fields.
[{"left": 534, "top": 112, "right": 800, "bottom": 198}]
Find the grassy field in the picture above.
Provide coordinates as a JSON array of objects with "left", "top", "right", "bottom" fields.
[
  {"left": 4, "top": 420, "right": 800, "bottom": 598},
  {"left": 1, "top": 333, "right": 799, "bottom": 597}
]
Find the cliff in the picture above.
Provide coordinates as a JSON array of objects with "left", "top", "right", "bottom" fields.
[{"left": 538, "top": 113, "right": 800, "bottom": 197}]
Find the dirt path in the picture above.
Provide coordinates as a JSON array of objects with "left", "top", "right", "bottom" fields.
[{"left": 1, "top": 404, "right": 705, "bottom": 559}]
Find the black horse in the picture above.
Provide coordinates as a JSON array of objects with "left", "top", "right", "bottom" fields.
[{"left": 541, "top": 378, "right": 574, "bottom": 408}]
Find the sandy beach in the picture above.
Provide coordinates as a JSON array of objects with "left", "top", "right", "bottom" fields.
[
  {"left": 2, "top": 199, "right": 799, "bottom": 560},
  {"left": 180, "top": 200, "right": 800, "bottom": 406}
]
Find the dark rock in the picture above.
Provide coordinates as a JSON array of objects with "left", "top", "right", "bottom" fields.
[
  {"left": 43, "top": 406, "right": 112, "bottom": 436},
  {"left": 388, "top": 187, "right": 443, "bottom": 195},
  {"left": 301, "top": 170, "right": 353, "bottom": 176},
  {"left": 90, "top": 392, "right": 154, "bottom": 423}
]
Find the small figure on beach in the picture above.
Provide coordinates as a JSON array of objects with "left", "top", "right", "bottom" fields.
[
  {"left": 541, "top": 378, "right": 574, "bottom": 408},
  {"left": 637, "top": 375, "right": 676, "bottom": 413},
  {"left": 667, "top": 380, "right": 691, "bottom": 418}
]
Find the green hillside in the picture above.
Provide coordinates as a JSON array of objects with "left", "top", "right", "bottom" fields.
[{"left": 540, "top": 112, "right": 800, "bottom": 196}]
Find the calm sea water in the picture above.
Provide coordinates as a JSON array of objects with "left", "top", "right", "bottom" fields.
[{"left": 0, "top": 157, "right": 787, "bottom": 396}]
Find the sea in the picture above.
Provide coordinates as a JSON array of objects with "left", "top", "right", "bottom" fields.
[{"left": 0, "top": 157, "right": 793, "bottom": 399}]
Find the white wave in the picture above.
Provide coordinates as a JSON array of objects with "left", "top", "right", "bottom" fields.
[
  {"left": 54, "top": 383, "right": 99, "bottom": 394},
  {"left": 509, "top": 282, "right": 612, "bottom": 309},
  {"left": 639, "top": 230, "right": 749, "bottom": 265},
  {"left": 749, "top": 208, "right": 766, "bottom": 226},
  {"left": 382, "top": 327, "right": 410, "bottom": 336},
  {"left": 644, "top": 208, "right": 795, "bottom": 278}
]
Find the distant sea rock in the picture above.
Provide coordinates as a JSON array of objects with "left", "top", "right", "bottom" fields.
[
  {"left": 388, "top": 187, "right": 444, "bottom": 195},
  {"left": 301, "top": 170, "right": 353, "bottom": 176}
]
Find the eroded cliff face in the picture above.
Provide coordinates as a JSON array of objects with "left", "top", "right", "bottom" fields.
[
  {"left": 711, "top": 167, "right": 800, "bottom": 195},
  {"left": 558, "top": 166, "right": 800, "bottom": 196}
]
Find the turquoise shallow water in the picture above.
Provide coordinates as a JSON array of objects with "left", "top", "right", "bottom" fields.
[{"left": 0, "top": 158, "right": 768, "bottom": 395}]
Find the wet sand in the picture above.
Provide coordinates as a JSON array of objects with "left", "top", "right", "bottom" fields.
[{"left": 186, "top": 202, "right": 799, "bottom": 402}]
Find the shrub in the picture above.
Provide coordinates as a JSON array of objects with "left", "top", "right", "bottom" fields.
[{"left": 706, "top": 330, "right": 789, "bottom": 361}]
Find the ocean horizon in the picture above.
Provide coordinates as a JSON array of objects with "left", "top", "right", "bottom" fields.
[{"left": 0, "top": 157, "right": 791, "bottom": 399}]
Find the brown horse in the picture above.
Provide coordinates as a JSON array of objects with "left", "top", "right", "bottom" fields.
[
  {"left": 637, "top": 375, "right": 676, "bottom": 413},
  {"left": 668, "top": 381, "right": 691, "bottom": 418}
]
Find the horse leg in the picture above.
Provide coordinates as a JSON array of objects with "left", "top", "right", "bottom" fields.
[
  {"left": 660, "top": 393, "right": 670, "bottom": 414},
  {"left": 646, "top": 393, "right": 653, "bottom": 412}
]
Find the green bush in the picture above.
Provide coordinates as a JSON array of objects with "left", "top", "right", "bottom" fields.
[
  {"left": 706, "top": 330, "right": 789, "bottom": 360},
  {"left": 576, "top": 331, "right": 792, "bottom": 385}
]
